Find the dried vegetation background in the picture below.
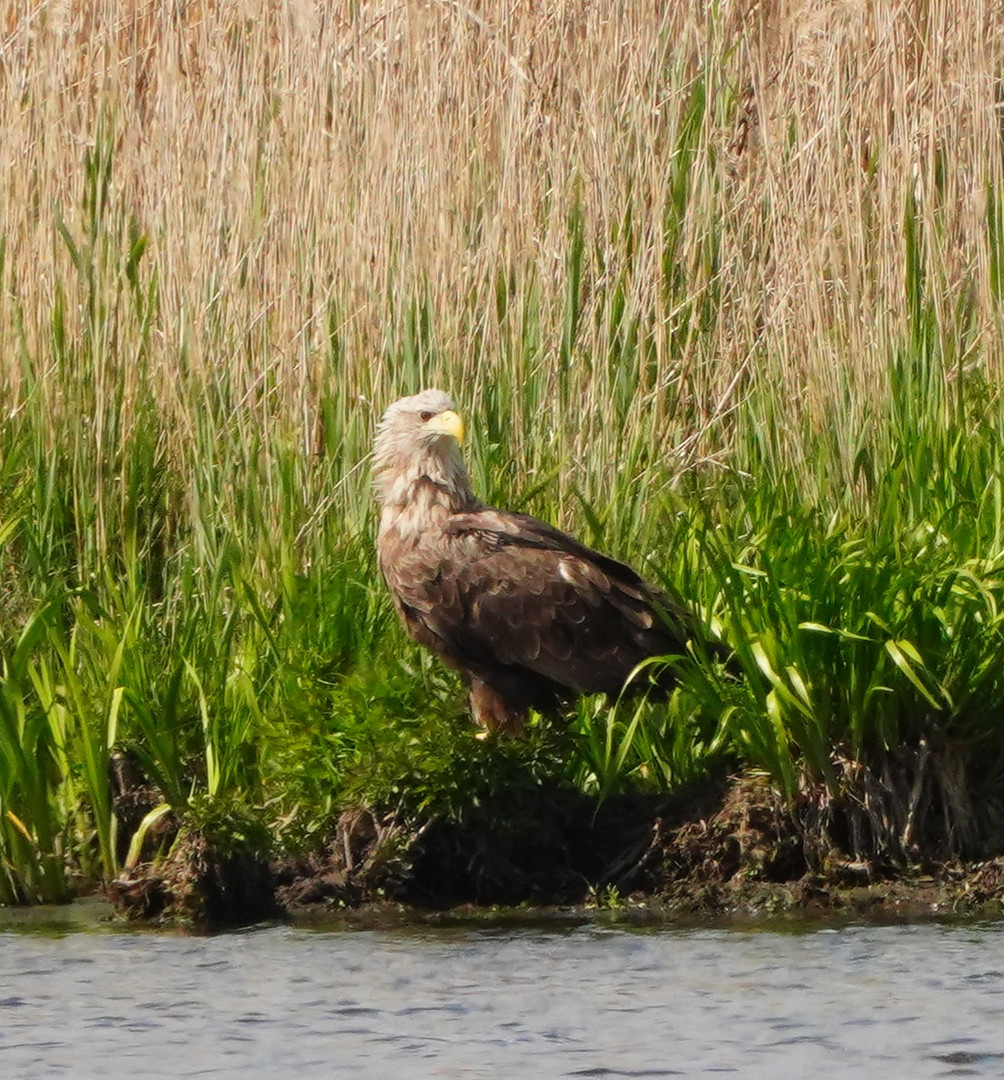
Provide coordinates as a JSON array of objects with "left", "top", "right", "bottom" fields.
[{"left": 3, "top": 0, "right": 1002, "bottom": 480}]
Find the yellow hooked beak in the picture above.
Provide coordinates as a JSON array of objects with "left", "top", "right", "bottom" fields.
[{"left": 423, "top": 409, "right": 465, "bottom": 444}]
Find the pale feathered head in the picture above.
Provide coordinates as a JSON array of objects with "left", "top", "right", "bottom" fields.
[{"left": 373, "top": 389, "right": 475, "bottom": 508}]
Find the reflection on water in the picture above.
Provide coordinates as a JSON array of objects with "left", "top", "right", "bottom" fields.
[{"left": 2, "top": 908, "right": 1004, "bottom": 1079}]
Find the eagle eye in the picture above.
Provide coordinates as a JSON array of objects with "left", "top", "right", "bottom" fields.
[{"left": 419, "top": 410, "right": 434, "bottom": 422}]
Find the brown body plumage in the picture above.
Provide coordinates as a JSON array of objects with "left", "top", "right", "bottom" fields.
[{"left": 373, "top": 389, "right": 704, "bottom": 734}]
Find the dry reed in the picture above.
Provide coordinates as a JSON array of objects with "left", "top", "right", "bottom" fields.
[{"left": 1, "top": 1, "right": 1000, "bottom": 489}]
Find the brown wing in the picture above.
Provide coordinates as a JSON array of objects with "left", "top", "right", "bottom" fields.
[
  {"left": 377, "top": 524, "right": 480, "bottom": 670},
  {"left": 411, "top": 508, "right": 693, "bottom": 695}
]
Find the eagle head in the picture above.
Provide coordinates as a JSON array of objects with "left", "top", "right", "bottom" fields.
[{"left": 373, "top": 389, "right": 472, "bottom": 510}]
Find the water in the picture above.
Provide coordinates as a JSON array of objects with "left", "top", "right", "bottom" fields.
[{"left": 3, "top": 905, "right": 1004, "bottom": 1078}]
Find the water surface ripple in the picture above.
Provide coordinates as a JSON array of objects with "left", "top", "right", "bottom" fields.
[{"left": 3, "top": 918, "right": 1004, "bottom": 1078}]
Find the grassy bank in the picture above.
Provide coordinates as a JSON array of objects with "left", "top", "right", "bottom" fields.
[{"left": 2, "top": 1, "right": 1004, "bottom": 907}]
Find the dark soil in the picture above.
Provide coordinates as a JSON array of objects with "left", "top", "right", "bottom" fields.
[{"left": 106, "top": 773, "right": 1004, "bottom": 928}]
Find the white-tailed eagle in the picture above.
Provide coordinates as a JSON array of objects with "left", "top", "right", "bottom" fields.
[{"left": 374, "top": 388, "right": 716, "bottom": 734}]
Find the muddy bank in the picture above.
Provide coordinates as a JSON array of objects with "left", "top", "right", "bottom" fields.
[
  {"left": 105, "top": 772, "right": 1004, "bottom": 928},
  {"left": 272, "top": 775, "right": 1004, "bottom": 923}
]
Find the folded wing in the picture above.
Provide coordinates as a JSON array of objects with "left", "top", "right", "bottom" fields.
[{"left": 402, "top": 508, "right": 692, "bottom": 695}]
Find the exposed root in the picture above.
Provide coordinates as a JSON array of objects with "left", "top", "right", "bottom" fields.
[
  {"left": 273, "top": 808, "right": 412, "bottom": 909},
  {"left": 108, "top": 827, "right": 278, "bottom": 928},
  {"left": 802, "top": 743, "right": 980, "bottom": 867}
]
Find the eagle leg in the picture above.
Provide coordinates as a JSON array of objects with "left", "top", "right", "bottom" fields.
[{"left": 468, "top": 676, "right": 527, "bottom": 737}]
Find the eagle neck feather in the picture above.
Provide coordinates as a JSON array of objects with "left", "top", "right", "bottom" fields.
[{"left": 376, "top": 445, "right": 480, "bottom": 540}]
